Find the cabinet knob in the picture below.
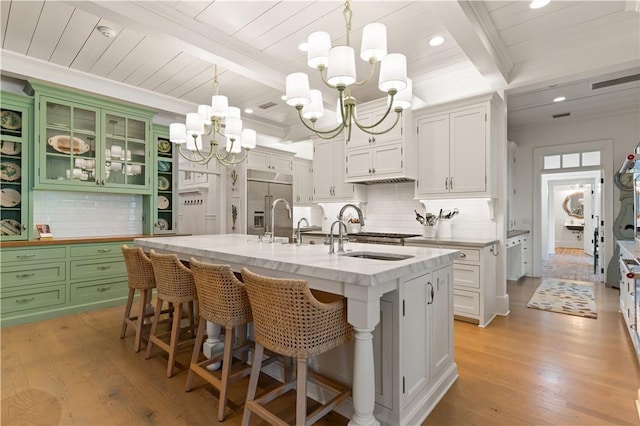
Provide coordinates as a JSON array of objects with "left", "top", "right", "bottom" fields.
[
  {"left": 450, "top": 176, "right": 453, "bottom": 189},
  {"left": 445, "top": 177, "right": 448, "bottom": 189},
  {"left": 372, "top": 168, "right": 375, "bottom": 174},
  {"left": 372, "top": 136, "right": 376, "bottom": 143},
  {"left": 368, "top": 168, "right": 372, "bottom": 174}
]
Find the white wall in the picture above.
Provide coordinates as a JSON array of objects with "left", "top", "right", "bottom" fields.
[{"left": 32, "top": 191, "right": 142, "bottom": 237}]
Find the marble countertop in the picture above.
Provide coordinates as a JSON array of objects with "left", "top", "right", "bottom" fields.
[
  {"left": 618, "top": 240, "right": 640, "bottom": 259},
  {"left": 135, "top": 234, "right": 459, "bottom": 287},
  {"left": 507, "top": 229, "right": 530, "bottom": 239},
  {"left": 404, "top": 236, "right": 499, "bottom": 248}
]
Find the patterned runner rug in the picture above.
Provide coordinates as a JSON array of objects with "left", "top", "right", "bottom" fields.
[{"left": 527, "top": 278, "right": 597, "bottom": 319}]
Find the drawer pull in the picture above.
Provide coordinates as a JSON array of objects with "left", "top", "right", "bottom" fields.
[
  {"left": 96, "top": 286, "right": 111, "bottom": 292},
  {"left": 16, "top": 273, "right": 35, "bottom": 278},
  {"left": 97, "top": 249, "right": 112, "bottom": 253},
  {"left": 17, "top": 254, "right": 36, "bottom": 259},
  {"left": 15, "top": 297, "right": 35, "bottom": 304},
  {"left": 97, "top": 265, "right": 112, "bottom": 270}
]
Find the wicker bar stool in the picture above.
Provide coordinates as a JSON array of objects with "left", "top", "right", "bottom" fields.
[
  {"left": 146, "top": 250, "right": 198, "bottom": 378},
  {"left": 186, "top": 258, "right": 264, "bottom": 421},
  {"left": 240, "top": 267, "right": 354, "bottom": 426},
  {"left": 120, "top": 244, "right": 157, "bottom": 352}
]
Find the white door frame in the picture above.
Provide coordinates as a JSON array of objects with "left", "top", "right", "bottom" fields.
[{"left": 533, "top": 139, "right": 613, "bottom": 281}]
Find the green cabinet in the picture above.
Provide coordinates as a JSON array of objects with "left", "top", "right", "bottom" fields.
[
  {"left": 1, "top": 240, "right": 130, "bottom": 327},
  {"left": 29, "top": 81, "right": 155, "bottom": 194},
  {"left": 1, "top": 92, "right": 33, "bottom": 241}
]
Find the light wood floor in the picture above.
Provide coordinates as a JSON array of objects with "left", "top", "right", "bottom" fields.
[{"left": 2, "top": 278, "right": 638, "bottom": 425}]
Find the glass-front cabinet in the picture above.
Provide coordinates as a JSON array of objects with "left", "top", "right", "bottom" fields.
[
  {"left": 30, "top": 81, "right": 154, "bottom": 194},
  {"left": 0, "top": 92, "right": 32, "bottom": 241}
]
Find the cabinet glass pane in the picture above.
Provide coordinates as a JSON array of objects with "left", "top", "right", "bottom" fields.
[
  {"left": 105, "top": 114, "right": 147, "bottom": 187},
  {"left": 1, "top": 108, "right": 24, "bottom": 138}
]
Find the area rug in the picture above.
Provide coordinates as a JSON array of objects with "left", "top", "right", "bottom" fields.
[{"left": 527, "top": 279, "right": 597, "bottom": 319}]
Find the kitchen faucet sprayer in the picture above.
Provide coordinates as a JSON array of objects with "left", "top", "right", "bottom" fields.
[
  {"left": 269, "top": 198, "right": 291, "bottom": 243},
  {"left": 338, "top": 204, "right": 365, "bottom": 227}
]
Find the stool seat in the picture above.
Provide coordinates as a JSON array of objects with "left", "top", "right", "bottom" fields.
[
  {"left": 146, "top": 250, "right": 198, "bottom": 378},
  {"left": 241, "top": 267, "right": 354, "bottom": 426}
]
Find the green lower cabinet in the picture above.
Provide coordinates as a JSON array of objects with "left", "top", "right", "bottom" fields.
[{"left": 1, "top": 241, "right": 131, "bottom": 327}]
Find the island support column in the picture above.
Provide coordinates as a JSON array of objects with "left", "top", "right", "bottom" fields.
[{"left": 346, "top": 293, "right": 381, "bottom": 426}]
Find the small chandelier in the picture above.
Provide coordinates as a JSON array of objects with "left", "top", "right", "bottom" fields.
[
  {"left": 285, "top": 0, "right": 412, "bottom": 141},
  {"left": 169, "top": 65, "right": 256, "bottom": 166}
]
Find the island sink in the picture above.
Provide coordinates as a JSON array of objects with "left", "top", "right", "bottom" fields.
[{"left": 340, "top": 251, "right": 414, "bottom": 261}]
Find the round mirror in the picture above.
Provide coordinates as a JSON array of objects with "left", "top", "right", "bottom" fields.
[{"left": 563, "top": 191, "right": 584, "bottom": 219}]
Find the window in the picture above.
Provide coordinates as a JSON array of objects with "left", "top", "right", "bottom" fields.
[{"left": 543, "top": 150, "right": 601, "bottom": 170}]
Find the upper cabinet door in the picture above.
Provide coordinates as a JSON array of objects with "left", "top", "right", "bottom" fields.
[{"left": 416, "top": 114, "right": 450, "bottom": 196}]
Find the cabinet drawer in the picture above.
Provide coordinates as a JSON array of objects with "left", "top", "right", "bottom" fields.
[
  {"left": 1, "top": 262, "right": 66, "bottom": 288},
  {"left": 70, "top": 278, "right": 128, "bottom": 305},
  {"left": 1, "top": 246, "right": 67, "bottom": 263},
  {"left": 1, "top": 284, "right": 66, "bottom": 315},
  {"left": 455, "top": 248, "right": 480, "bottom": 262},
  {"left": 70, "top": 258, "right": 126, "bottom": 281},
  {"left": 453, "top": 264, "right": 480, "bottom": 289},
  {"left": 70, "top": 242, "right": 127, "bottom": 259},
  {"left": 454, "top": 289, "right": 480, "bottom": 316}
]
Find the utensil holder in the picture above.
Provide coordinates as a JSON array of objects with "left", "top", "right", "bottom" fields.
[
  {"left": 437, "top": 219, "right": 452, "bottom": 238},
  {"left": 423, "top": 225, "right": 437, "bottom": 238}
]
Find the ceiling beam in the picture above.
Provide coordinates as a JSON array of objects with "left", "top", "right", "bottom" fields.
[{"left": 433, "top": 1, "right": 512, "bottom": 90}]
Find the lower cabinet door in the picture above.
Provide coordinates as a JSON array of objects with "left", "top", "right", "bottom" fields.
[{"left": 1, "top": 284, "right": 67, "bottom": 315}]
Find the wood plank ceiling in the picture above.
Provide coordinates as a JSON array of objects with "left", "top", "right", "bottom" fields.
[{"left": 1, "top": 0, "right": 638, "bottom": 142}]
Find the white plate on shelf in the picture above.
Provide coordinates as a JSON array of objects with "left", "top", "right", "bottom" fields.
[
  {"left": 157, "top": 218, "right": 169, "bottom": 230},
  {"left": 1, "top": 110, "right": 21, "bottom": 131},
  {"left": 0, "top": 162, "right": 21, "bottom": 181},
  {"left": 157, "top": 176, "right": 170, "bottom": 191},
  {"left": 0, "top": 188, "right": 21, "bottom": 207},
  {"left": 0, "top": 218, "right": 21, "bottom": 235},
  {"left": 0, "top": 141, "right": 22, "bottom": 155},
  {"left": 157, "top": 195, "right": 169, "bottom": 210},
  {"left": 47, "top": 135, "right": 90, "bottom": 155}
]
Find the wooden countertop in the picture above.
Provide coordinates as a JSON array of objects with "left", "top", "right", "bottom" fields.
[{"left": 0, "top": 234, "right": 183, "bottom": 248}]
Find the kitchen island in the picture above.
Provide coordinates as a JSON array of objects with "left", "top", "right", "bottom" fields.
[{"left": 135, "top": 234, "right": 459, "bottom": 426}]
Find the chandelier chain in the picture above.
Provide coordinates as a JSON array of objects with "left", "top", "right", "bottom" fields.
[{"left": 343, "top": 1, "right": 352, "bottom": 46}]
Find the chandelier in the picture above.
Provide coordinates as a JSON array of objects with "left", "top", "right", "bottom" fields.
[
  {"left": 169, "top": 65, "right": 256, "bottom": 166},
  {"left": 285, "top": 0, "right": 412, "bottom": 142}
]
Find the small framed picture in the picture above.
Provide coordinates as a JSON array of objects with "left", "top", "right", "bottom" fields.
[
  {"left": 194, "top": 172, "right": 208, "bottom": 184},
  {"left": 36, "top": 224, "right": 53, "bottom": 239}
]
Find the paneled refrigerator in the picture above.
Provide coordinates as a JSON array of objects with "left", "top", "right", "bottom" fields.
[{"left": 246, "top": 170, "right": 293, "bottom": 239}]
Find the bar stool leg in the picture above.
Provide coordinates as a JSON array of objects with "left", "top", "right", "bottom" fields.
[
  {"left": 185, "top": 318, "right": 207, "bottom": 392},
  {"left": 167, "top": 302, "right": 183, "bottom": 378},
  {"left": 242, "top": 343, "right": 265, "bottom": 426},
  {"left": 145, "top": 298, "right": 164, "bottom": 360},
  {"left": 120, "top": 288, "right": 135, "bottom": 339},
  {"left": 133, "top": 288, "right": 147, "bottom": 352},
  {"left": 218, "top": 325, "right": 235, "bottom": 421},
  {"left": 296, "top": 358, "right": 308, "bottom": 426}
]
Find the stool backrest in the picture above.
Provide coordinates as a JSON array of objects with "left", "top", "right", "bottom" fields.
[
  {"left": 149, "top": 250, "right": 197, "bottom": 303},
  {"left": 121, "top": 245, "right": 155, "bottom": 290},
  {"left": 189, "top": 258, "right": 252, "bottom": 327},
  {"left": 241, "top": 267, "right": 352, "bottom": 358}
]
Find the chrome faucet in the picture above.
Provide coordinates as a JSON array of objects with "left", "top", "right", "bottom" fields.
[
  {"left": 270, "top": 198, "right": 291, "bottom": 243},
  {"left": 338, "top": 204, "right": 365, "bottom": 227},
  {"left": 329, "top": 220, "right": 348, "bottom": 254},
  {"left": 296, "top": 217, "right": 309, "bottom": 246}
]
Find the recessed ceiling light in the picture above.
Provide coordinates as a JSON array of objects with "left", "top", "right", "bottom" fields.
[
  {"left": 428, "top": 36, "right": 444, "bottom": 47},
  {"left": 530, "top": 0, "right": 551, "bottom": 9},
  {"left": 553, "top": 96, "right": 566, "bottom": 102},
  {"left": 97, "top": 25, "right": 117, "bottom": 38},
  {"left": 244, "top": 108, "right": 254, "bottom": 114},
  {"left": 298, "top": 42, "right": 308, "bottom": 52}
]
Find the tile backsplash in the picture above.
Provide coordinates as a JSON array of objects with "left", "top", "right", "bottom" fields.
[
  {"left": 319, "top": 182, "right": 497, "bottom": 239},
  {"left": 32, "top": 191, "right": 143, "bottom": 237}
]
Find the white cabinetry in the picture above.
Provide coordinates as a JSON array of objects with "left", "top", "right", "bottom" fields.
[
  {"left": 312, "top": 137, "right": 366, "bottom": 202},
  {"left": 293, "top": 158, "right": 313, "bottom": 204},
  {"left": 405, "top": 241, "right": 497, "bottom": 327},
  {"left": 344, "top": 101, "right": 416, "bottom": 183},
  {"left": 178, "top": 153, "right": 221, "bottom": 174},
  {"left": 414, "top": 93, "right": 502, "bottom": 199},
  {"left": 247, "top": 147, "right": 293, "bottom": 174},
  {"left": 506, "top": 234, "right": 529, "bottom": 280}
]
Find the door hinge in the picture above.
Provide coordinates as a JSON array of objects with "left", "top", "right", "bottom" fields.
[
  {"left": 416, "top": 126, "right": 419, "bottom": 134},
  {"left": 601, "top": 268, "right": 604, "bottom": 274},
  {"left": 600, "top": 178, "right": 604, "bottom": 184},
  {"left": 601, "top": 236, "right": 604, "bottom": 243},
  {"left": 402, "top": 299, "right": 405, "bottom": 316},
  {"left": 402, "top": 376, "right": 405, "bottom": 394},
  {"left": 601, "top": 220, "right": 604, "bottom": 226}
]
